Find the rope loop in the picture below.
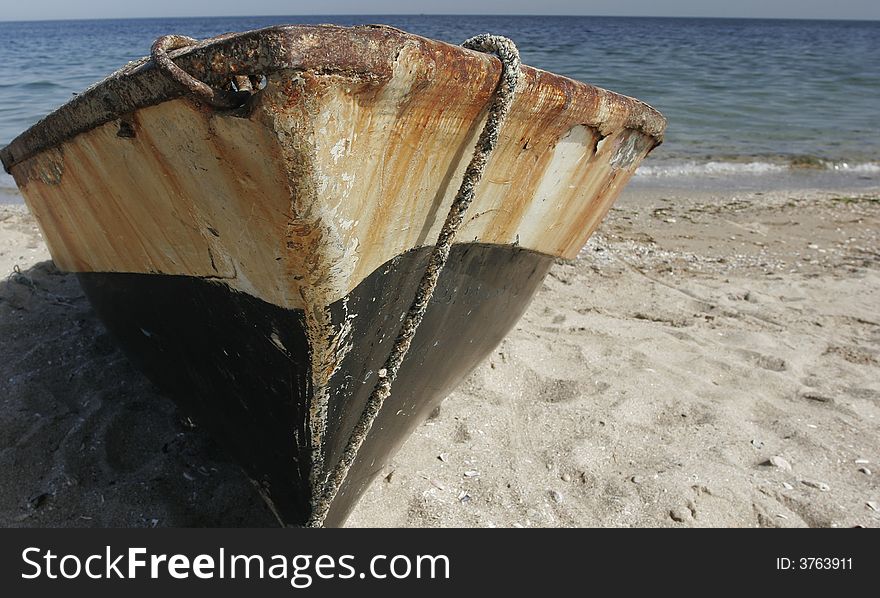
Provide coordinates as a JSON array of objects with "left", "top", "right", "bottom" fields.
[{"left": 150, "top": 35, "right": 251, "bottom": 109}]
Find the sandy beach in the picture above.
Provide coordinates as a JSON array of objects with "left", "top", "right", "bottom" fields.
[{"left": 1, "top": 184, "right": 878, "bottom": 528}]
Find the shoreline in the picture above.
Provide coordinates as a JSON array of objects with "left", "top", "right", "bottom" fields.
[{"left": 1, "top": 184, "right": 878, "bottom": 527}]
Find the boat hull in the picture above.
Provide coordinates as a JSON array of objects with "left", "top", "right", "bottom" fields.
[
  {"left": 78, "top": 242, "right": 553, "bottom": 525},
  {"left": 1, "top": 25, "right": 666, "bottom": 525}
]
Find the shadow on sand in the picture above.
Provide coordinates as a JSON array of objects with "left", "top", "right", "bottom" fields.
[{"left": 0, "top": 261, "right": 277, "bottom": 527}]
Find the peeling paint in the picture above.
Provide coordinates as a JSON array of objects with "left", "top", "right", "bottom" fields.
[
  {"left": 269, "top": 330, "right": 289, "bottom": 356},
  {"left": 610, "top": 130, "right": 651, "bottom": 170},
  {"left": 15, "top": 147, "right": 65, "bottom": 186},
  {"left": 329, "top": 138, "right": 349, "bottom": 164}
]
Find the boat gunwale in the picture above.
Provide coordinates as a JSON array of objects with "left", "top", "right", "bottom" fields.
[{"left": 0, "top": 23, "right": 666, "bottom": 173}]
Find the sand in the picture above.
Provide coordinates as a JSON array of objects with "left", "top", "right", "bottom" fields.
[{"left": 1, "top": 185, "right": 878, "bottom": 528}]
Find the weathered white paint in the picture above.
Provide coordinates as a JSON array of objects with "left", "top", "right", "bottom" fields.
[{"left": 13, "top": 41, "right": 659, "bottom": 313}]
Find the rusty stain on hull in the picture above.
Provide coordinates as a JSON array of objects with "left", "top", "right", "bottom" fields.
[
  {"left": 257, "top": 70, "right": 359, "bottom": 498},
  {"left": 0, "top": 24, "right": 666, "bottom": 524},
  {"left": 7, "top": 35, "right": 664, "bottom": 309}
]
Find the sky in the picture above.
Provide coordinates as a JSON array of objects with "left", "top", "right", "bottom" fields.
[{"left": 1, "top": 0, "right": 878, "bottom": 22}]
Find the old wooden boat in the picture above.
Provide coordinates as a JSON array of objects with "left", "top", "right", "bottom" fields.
[{"left": 0, "top": 25, "right": 665, "bottom": 527}]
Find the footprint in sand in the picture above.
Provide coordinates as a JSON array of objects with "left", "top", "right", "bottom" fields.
[
  {"left": 537, "top": 378, "right": 583, "bottom": 403},
  {"left": 824, "top": 345, "right": 878, "bottom": 366},
  {"left": 736, "top": 348, "right": 788, "bottom": 372}
]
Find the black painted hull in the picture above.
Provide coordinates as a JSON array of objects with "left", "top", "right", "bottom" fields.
[{"left": 78, "top": 242, "right": 553, "bottom": 526}]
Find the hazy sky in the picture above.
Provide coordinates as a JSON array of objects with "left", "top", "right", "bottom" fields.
[{"left": 1, "top": 0, "right": 878, "bottom": 22}]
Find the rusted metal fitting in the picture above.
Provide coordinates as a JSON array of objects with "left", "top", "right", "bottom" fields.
[{"left": 150, "top": 35, "right": 251, "bottom": 109}]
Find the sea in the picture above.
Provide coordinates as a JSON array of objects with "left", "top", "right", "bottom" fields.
[{"left": 1, "top": 15, "right": 879, "bottom": 201}]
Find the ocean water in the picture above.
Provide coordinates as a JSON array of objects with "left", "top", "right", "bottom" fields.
[{"left": 1, "top": 15, "right": 879, "bottom": 201}]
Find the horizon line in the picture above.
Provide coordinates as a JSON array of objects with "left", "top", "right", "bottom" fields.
[{"left": 1, "top": 13, "right": 879, "bottom": 24}]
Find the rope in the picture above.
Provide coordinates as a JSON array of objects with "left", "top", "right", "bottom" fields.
[
  {"left": 150, "top": 35, "right": 251, "bottom": 109},
  {"left": 308, "top": 34, "right": 521, "bottom": 527}
]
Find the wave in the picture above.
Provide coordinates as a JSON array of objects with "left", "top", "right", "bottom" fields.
[
  {"left": 635, "top": 159, "right": 880, "bottom": 178},
  {"left": 636, "top": 161, "right": 786, "bottom": 177},
  {"left": 823, "top": 162, "right": 880, "bottom": 173},
  {"left": 0, "top": 81, "right": 67, "bottom": 91},
  {"left": 0, "top": 173, "right": 20, "bottom": 194}
]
